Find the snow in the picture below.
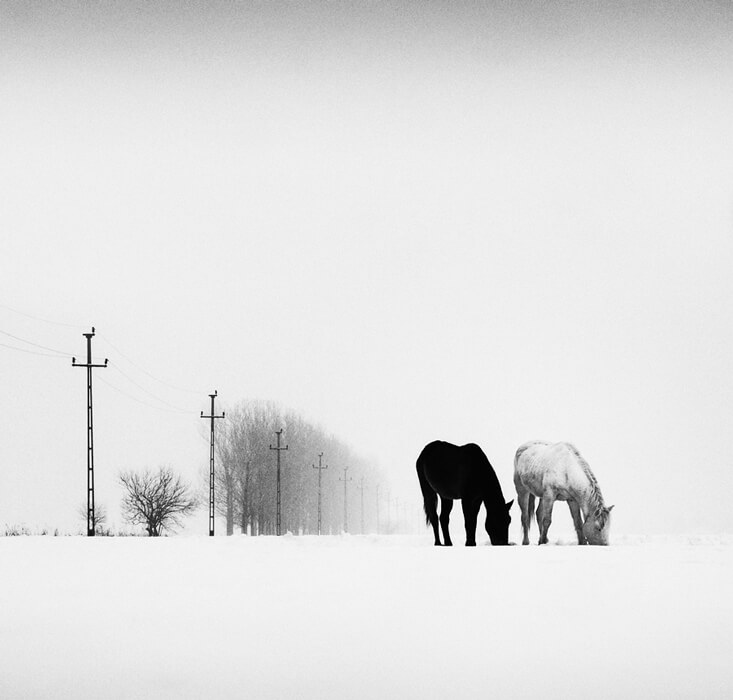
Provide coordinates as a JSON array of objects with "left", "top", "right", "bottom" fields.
[{"left": 1, "top": 534, "right": 731, "bottom": 699}]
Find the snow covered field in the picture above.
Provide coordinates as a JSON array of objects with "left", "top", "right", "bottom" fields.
[{"left": 1, "top": 534, "right": 731, "bottom": 700}]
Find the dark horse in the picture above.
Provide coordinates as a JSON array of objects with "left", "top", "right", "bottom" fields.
[{"left": 416, "top": 441, "right": 513, "bottom": 546}]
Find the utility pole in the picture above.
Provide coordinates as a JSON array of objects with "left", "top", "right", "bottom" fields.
[
  {"left": 72, "top": 327, "right": 108, "bottom": 537},
  {"left": 376, "top": 484, "right": 380, "bottom": 535},
  {"left": 201, "top": 390, "right": 225, "bottom": 537},
  {"left": 357, "top": 477, "right": 366, "bottom": 534},
  {"left": 312, "top": 452, "right": 328, "bottom": 535},
  {"left": 339, "top": 466, "right": 352, "bottom": 533},
  {"left": 269, "top": 429, "right": 288, "bottom": 536}
]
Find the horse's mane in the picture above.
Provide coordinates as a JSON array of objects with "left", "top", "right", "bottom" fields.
[{"left": 566, "top": 443, "right": 608, "bottom": 523}]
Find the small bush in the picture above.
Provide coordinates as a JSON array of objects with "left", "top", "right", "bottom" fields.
[{"left": 3, "top": 524, "right": 32, "bottom": 536}]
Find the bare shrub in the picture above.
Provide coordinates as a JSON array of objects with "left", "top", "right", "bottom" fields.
[{"left": 119, "top": 467, "right": 198, "bottom": 536}]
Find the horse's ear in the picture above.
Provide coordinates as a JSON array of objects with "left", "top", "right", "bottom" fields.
[
  {"left": 506, "top": 500, "right": 514, "bottom": 511},
  {"left": 607, "top": 505, "right": 615, "bottom": 512}
]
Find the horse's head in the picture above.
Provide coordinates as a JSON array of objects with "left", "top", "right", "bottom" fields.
[
  {"left": 583, "top": 505, "right": 614, "bottom": 545},
  {"left": 487, "top": 500, "right": 514, "bottom": 545}
]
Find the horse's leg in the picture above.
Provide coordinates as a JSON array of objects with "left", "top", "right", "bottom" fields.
[
  {"left": 462, "top": 498, "right": 480, "bottom": 546},
  {"left": 537, "top": 495, "right": 555, "bottom": 545},
  {"left": 515, "top": 482, "right": 531, "bottom": 545},
  {"left": 568, "top": 500, "right": 586, "bottom": 545},
  {"left": 439, "top": 497, "right": 453, "bottom": 546},
  {"left": 527, "top": 494, "right": 536, "bottom": 544}
]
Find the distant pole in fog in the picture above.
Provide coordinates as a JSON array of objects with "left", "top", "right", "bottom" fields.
[
  {"left": 269, "top": 429, "right": 288, "bottom": 536},
  {"left": 392, "top": 496, "right": 400, "bottom": 533},
  {"left": 339, "top": 466, "right": 352, "bottom": 533},
  {"left": 72, "top": 327, "right": 108, "bottom": 537},
  {"left": 201, "top": 390, "right": 225, "bottom": 537},
  {"left": 357, "top": 477, "right": 366, "bottom": 534},
  {"left": 375, "top": 484, "right": 381, "bottom": 534},
  {"left": 312, "top": 452, "right": 328, "bottom": 535}
]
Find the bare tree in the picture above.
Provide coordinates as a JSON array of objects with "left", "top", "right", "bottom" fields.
[{"left": 119, "top": 467, "right": 198, "bottom": 536}]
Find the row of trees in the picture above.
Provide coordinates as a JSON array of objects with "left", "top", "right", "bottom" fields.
[
  {"left": 212, "top": 400, "right": 387, "bottom": 536},
  {"left": 88, "top": 401, "right": 393, "bottom": 536}
]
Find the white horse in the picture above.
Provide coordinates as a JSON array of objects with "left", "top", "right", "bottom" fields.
[{"left": 514, "top": 441, "right": 614, "bottom": 545}]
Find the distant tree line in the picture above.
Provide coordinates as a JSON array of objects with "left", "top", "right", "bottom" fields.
[{"left": 213, "top": 400, "right": 386, "bottom": 536}]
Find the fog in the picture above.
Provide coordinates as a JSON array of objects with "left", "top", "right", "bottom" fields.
[{"left": 1, "top": 1, "right": 732, "bottom": 535}]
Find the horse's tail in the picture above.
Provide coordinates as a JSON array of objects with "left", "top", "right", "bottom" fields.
[{"left": 416, "top": 453, "right": 437, "bottom": 526}]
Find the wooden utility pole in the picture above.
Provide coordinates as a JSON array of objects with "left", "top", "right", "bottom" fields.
[
  {"left": 312, "top": 452, "right": 328, "bottom": 535},
  {"left": 269, "top": 429, "right": 288, "bottom": 535},
  {"left": 339, "top": 466, "right": 352, "bottom": 533},
  {"left": 72, "top": 327, "right": 107, "bottom": 537},
  {"left": 201, "top": 391, "right": 225, "bottom": 536}
]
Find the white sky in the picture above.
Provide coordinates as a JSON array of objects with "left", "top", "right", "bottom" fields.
[{"left": 1, "top": 1, "right": 732, "bottom": 535}]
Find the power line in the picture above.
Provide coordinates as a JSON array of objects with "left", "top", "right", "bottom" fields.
[
  {"left": 97, "top": 332, "right": 205, "bottom": 395},
  {"left": 1, "top": 310, "right": 210, "bottom": 420},
  {"left": 0, "top": 341, "right": 71, "bottom": 358},
  {"left": 97, "top": 376, "right": 192, "bottom": 415},
  {"left": 107, "top": 361, "right": 192, "bottom": 413},
  {"left": 0, "top": 328, "right": 73, "bottom": 356},
  {"left": 0, "top": 302, "right": 86, "bottom": 329},
  {"left": 1, "top": 309, "right": 206, "bottom": 403}
]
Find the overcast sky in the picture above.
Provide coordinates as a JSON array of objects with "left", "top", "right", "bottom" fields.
[{"left": 1, "top": 1, "right": 732, "bottom": 536}]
